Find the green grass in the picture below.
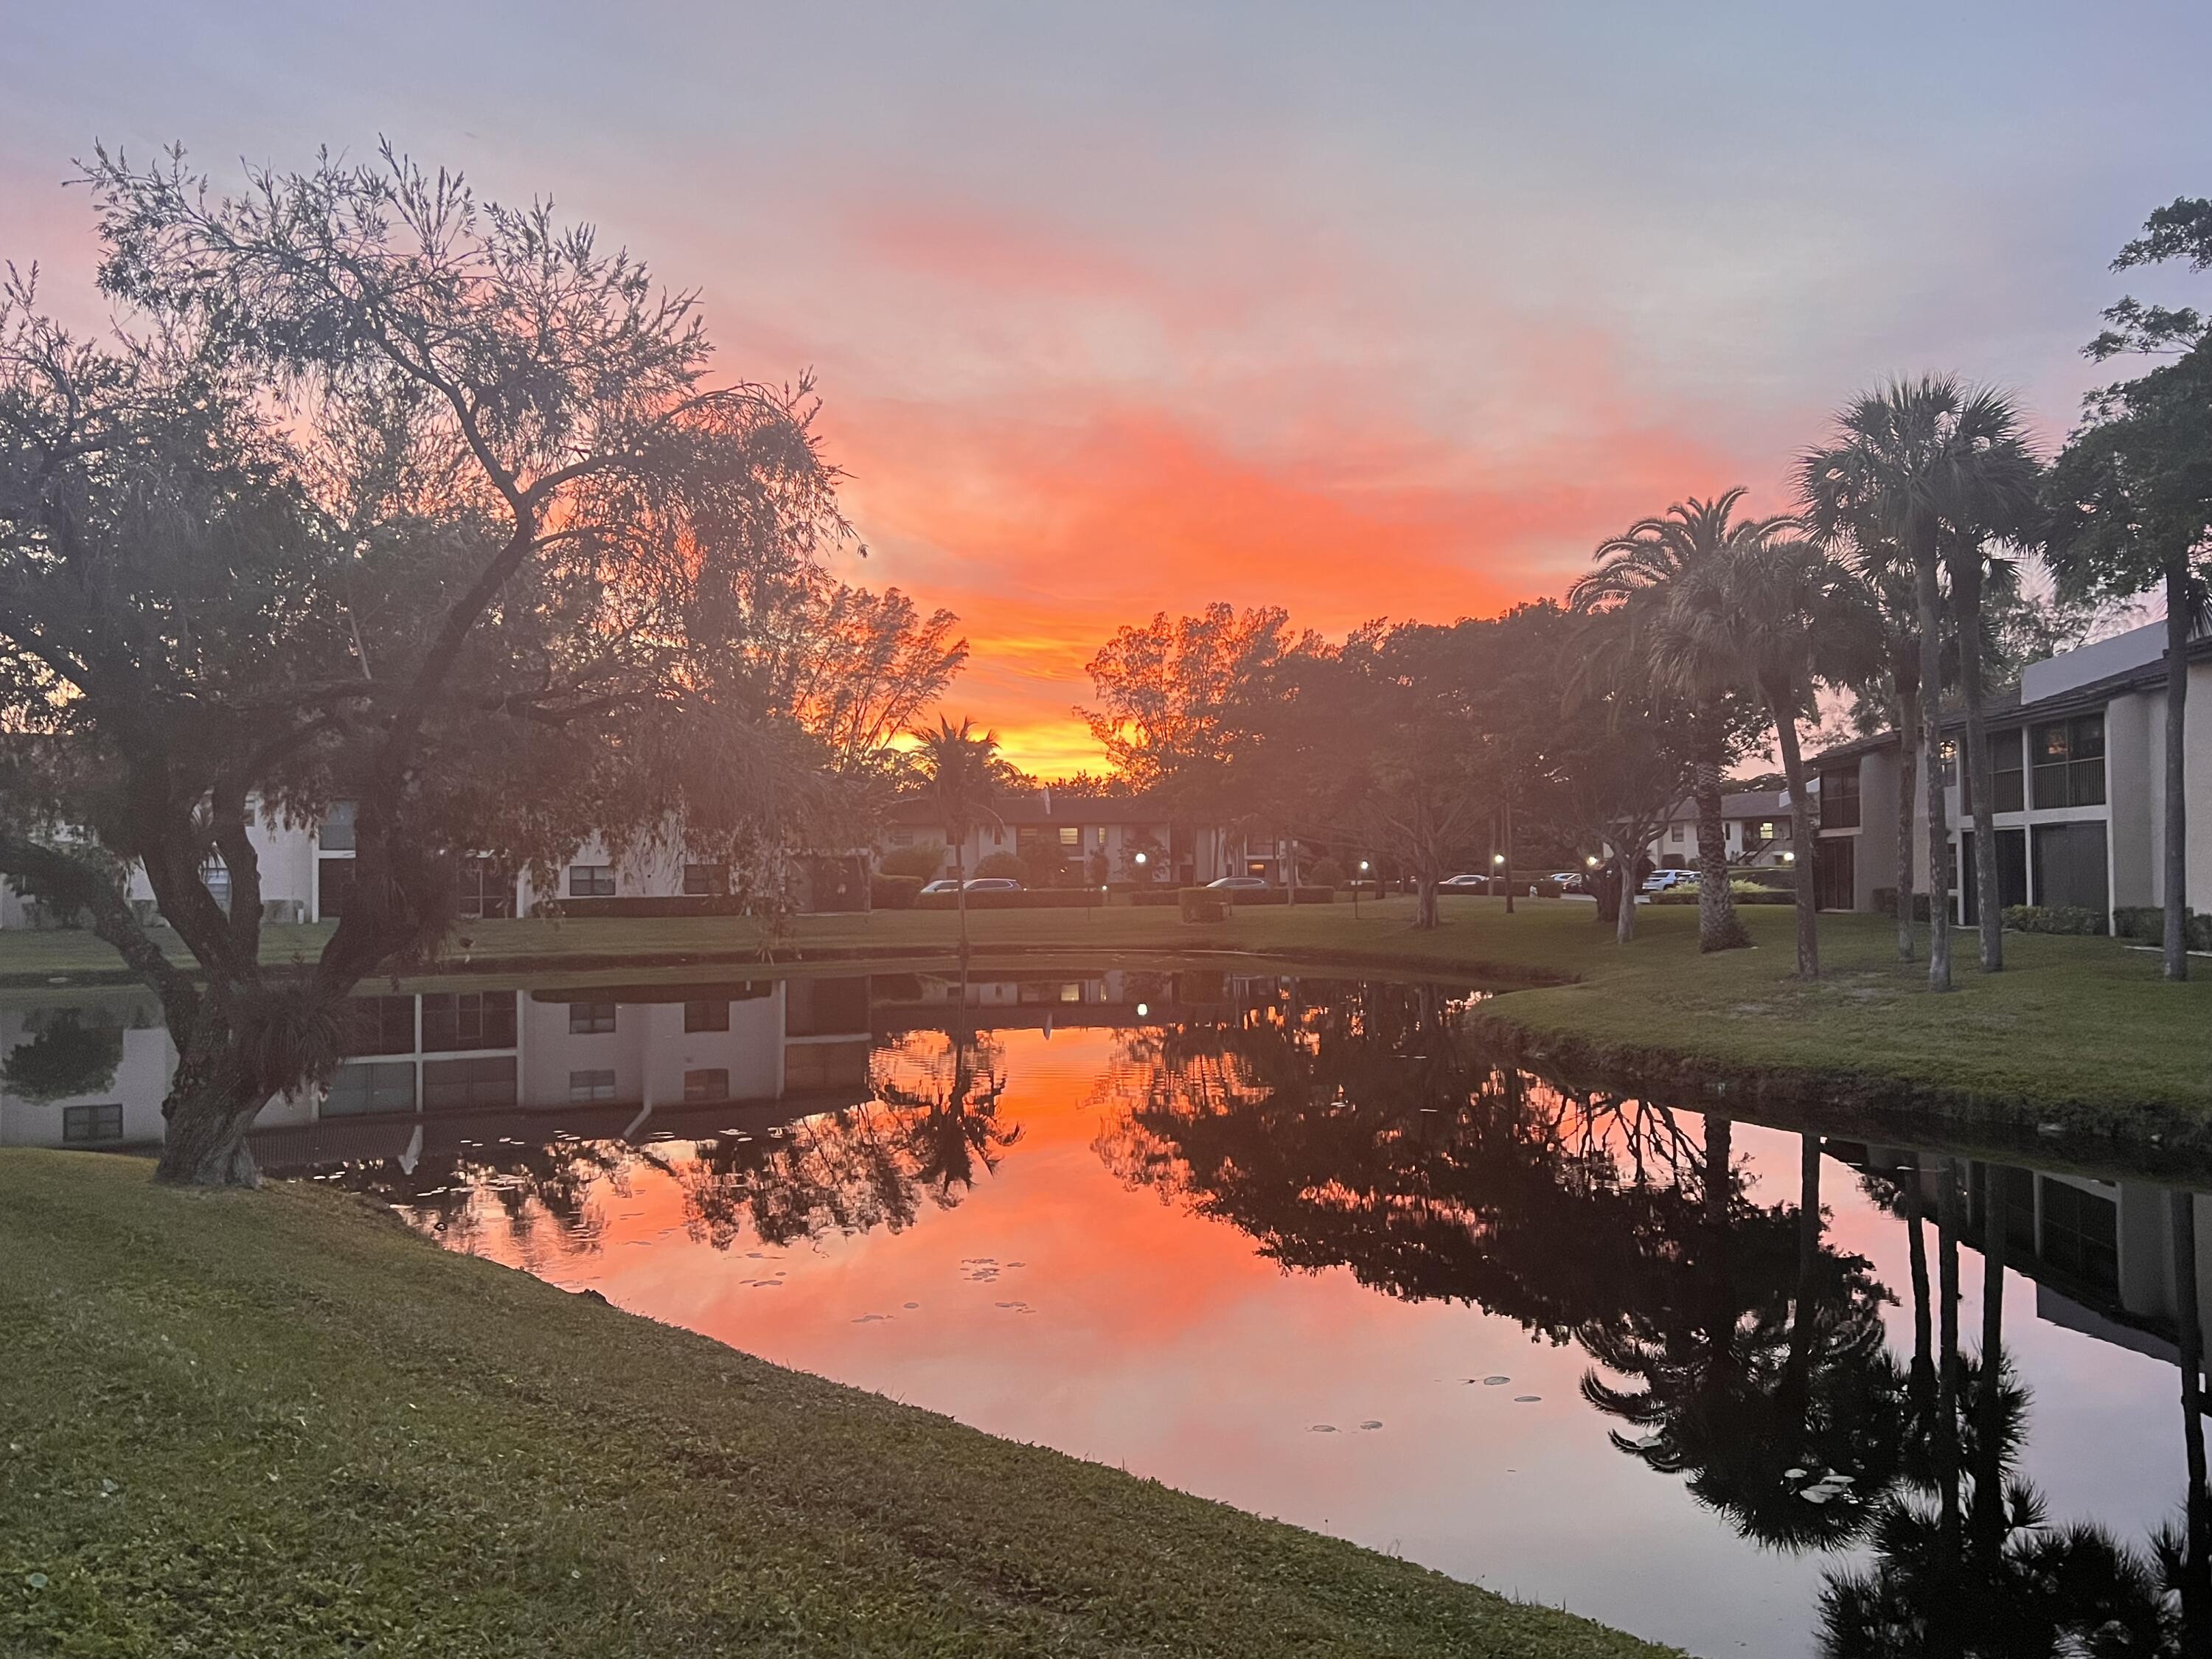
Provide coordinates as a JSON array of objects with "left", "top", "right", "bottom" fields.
[
  {"left": 9, "top": 894, "right": 2210, "bottom": 1130},
  {"left": 0, "top": 1150, "right": 1672, "bottom": 1659}
]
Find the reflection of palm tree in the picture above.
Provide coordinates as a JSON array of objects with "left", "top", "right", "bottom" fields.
[{"left": 872, "top": 1006, "right": 1019, "bottom": 1203}]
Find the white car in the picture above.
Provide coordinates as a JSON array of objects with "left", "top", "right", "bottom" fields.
[
  {"left": 918, "top": 878, "right": 964, "bottom": 895},
  {"left": 1641, "top": 869, "right": 1696, "bottom": 893},
  {"left": 962, "top": 877, "right": 1023, "bottom": 892},
  {"left": 1206, "top": 875, "right": 1271, "bottom": 890},
  {"left": 1438, "top": 873, "right": 1489, "bottom": 889}
]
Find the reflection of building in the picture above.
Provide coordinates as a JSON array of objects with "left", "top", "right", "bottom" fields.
[
  {"left": 0, "top": 976, "right": 880, "bottom": 1152},
  {"left": 872, "top": 968, "right": 1242, "bottom": 1032},
  {"left": 1851, "top": 1144, "right": 2212, "bottom": 1387}
]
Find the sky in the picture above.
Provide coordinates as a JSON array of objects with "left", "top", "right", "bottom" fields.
[{"left": 4, "top": 2, "right": 2208, "bottom": 772}]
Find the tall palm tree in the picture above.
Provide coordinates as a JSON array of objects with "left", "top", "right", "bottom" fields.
[
  {"left": 1571, "top": 491, "right": 1778, "bottom": 955},
  {"left": 1652, "top": 536, "right": 1873, "bottom": 978},
  {"left": 912, "top": 716, "right": 1000, "bottom": 951},
  {"left": 1802, "top": 378, "right": 2039, "bottom": 990}
]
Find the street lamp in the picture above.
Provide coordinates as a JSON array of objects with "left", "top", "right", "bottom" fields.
[{"left": 1354, "top": 858, "right": 1370, "bottom": 916}]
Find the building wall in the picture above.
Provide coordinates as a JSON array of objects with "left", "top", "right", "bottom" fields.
[{"left": 2107, "top": 688, "right": 2156, "bottom": 911}]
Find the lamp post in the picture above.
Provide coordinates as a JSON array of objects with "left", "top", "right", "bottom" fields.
[{"left": 1355, "top": 859, "right": 1371, "bottom": 917}]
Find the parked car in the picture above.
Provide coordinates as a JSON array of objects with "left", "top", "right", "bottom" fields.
[
  {"left": 918, "top": 878, "right": 964, "bottom": 894},
  {"left": 1206, "top": 875, "right": 1271, "bottom": 890},
  {"left": 1641, "top": 869, "right": 1696, "bottom": 893},
  {"left": 963, "top": 877, "right": 1023, "bottom": 892},
  {"left": 1438, "top": 874, "right": 1489, "bottom": 889}
]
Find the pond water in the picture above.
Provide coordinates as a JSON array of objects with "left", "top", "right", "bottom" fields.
[{"left": 4, "top": 966, "right": 2208, "bottom": 1655}]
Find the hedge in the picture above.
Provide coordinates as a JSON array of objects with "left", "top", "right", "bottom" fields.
[
  {"left": 870, "top": 874, "right": 924, "bottom": 911},
  {"left": 1171, "top": 886, "right": 1336, "bottom": 908},
  {"left": 2002, "top": 903, "right": 2108, "bottom": 937},
  {"left": 2113, "top": 905, "right": 2212, "bottom": 951},
  {"left": 914, "top": 888, "right": 1105, "bottom": 911},
  {"left": 1649, "top": 883, "right": 1794, "bottom": 906},
  {"left": 535, "top": 895, "right": 750, "bottom": 919}
]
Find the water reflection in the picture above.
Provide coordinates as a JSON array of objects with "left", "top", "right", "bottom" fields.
[{"left": 5, "top": 970, "right": 2209, "bottom": 1655}]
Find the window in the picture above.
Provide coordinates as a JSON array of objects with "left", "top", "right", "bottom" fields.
[
  {"left": 1669, "top": 824, "right": 1686, "bottom": 844},
  {"left": 568, "top": 1068, "right": 618, "bottom": 1104},
  {"left": 1818, "top": 767, "right": 1860, "bottom": 830},
  {"left": 1058, "top": 825, "right": 1082, "bottom": 849},
  {"left": 316, "top": 857, "right": 355, "bottom": 919},
  {"left": 681, "top": 863, "right": 726, "bottom": 897},
  {"left": 2032, "top": 715, "right": 2106, "bottom": 808},
  {"left": 456, "top": 857, "right": 515, "bottom": 920},
  {"left": 319, "top": 801, "right": 357, "bottom": 852},
  {"left": 324, "top": 1061, "right": 416, "bottom": 1118},
  {"left": 2032, "top": 821, "right": 2109, "bottom": 914},
  {"left": 63, "top": 1103, "right": 123, "bottom": 1144},
  {"left": 2037, "top": 1178, "right": 2119, "bottom": 1291},
  {"left": 568, "top": 1001, "right": 617, "bottom": 1035},
  {"left": 201, "top": 858, "right": 232, "bottom": 914},
  {"left": 1984, "top": 731, "right": 2026, "bottom": 813},
  {"left": 684, "top": 998, "right": 730, "bottom": 1033},
  {"left": 341, "top": 995, "right": 417, "bottom": 1057},
  {"left": 568, "top": 864, "right": 616, "bottom": 898},
  {"left": 422, "top": 1055, "right": 516, "bottom": 1111},
  {"left": 683, "top": 1068, "right": 730, "bottom": 1103},
  {"left": 421, "top": 991, "right": 516, "bottom": 1052},
  {"left": 1938, "top": 739, "right": 1958, "bottom": 788}
]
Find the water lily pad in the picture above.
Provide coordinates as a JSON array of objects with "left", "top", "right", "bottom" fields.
[
  {"left": 1309, "top": 1424, "right": 1338, "bottom": 1433},
  {"left": 1483, "top": 1376, "right": 1510, "bottom": 1386},
  {"left": 1514, "top": 1395, "right": 1540, "bottom": 1403}
]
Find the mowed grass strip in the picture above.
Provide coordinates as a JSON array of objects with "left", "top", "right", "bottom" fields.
[{"left": 0, "top": 1151, "right": 1675, "bottom": 1659}]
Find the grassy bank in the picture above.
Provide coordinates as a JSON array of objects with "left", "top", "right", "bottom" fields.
[
  {"left": 7, "top": 894, "right": 2208, "bottom": 1130},
  {"left": 0, "top": 1151, "right": 1669, "bottom": 1659}
]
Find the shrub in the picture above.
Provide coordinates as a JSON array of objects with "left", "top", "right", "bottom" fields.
[
  {"left": 1171, "top": 885, "right": 1335, "bottom": 908},
  {"left": 1306, "top": 857, "right": 1346, "bottom": 888},
  {"left": 1179, "top": 890, "right": 1227, "bottom": 922},
  {"left": 2112, "top": 905, "right": 2212, "bottom": 950},
  {"left": 1531, "top": 879, "right": 1562, "bottom": 898},
  {"left": 1128, "top": 888, "right": 1183, "bottom": 907},
  {"left": 879, "top": 841, "right": 947, "bottom": 880},
  {"left": 536, "top": 895, "right": 749, "bottom": 918},
  {"left": 2002, "top": 904, "right": 2108, "bottom": 937},
  {"left": 914, "top": 887, "right": 1104, "bottom": 911},
  {"left": 869, "top": 874, "right": 923, "bottom": 911},
  {"left": 973, "top": 851, "right": 1026, "bottom": 880}
]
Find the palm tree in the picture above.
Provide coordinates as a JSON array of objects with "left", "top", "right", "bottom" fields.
[
  {"left": 1802, "top": 378, "right": 2039, "bottom": 990},
  {"left": 1571, "top": 492, "right": 1777, "bottom": 955},
  {"left": 1848, "top": 559, "right": 1927, "bottom": 964},
  {"left": 2046, "top": 352, "right": 2212, "bottom": 982},
  {"left": 912, "top": 716, "right": 1000, "bottom": 951},
  {"left": 1652, "top": 535, "right": 1872, "bottom": 978}
]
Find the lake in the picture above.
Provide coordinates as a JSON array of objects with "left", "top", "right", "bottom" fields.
[{"left": 4, "top": 964, "right": 2205, "bottom": 1655}]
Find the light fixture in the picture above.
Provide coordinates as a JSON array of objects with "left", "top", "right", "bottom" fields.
[
  {"left": 1135, "top": 1002, "right": 1149, "bottom": 1017},
  {"left": 1358, "top": 860, "right": 1370, "bottom": 872},
  {"left": 1134, "top": 852, "right": 1147, "bottom": 866},
  {"left": 1492, "top": 853, "right": 1505, "bottom": 866},
  {"left": 1585, "top": 855, "right": 1599, "bottom": 868},
  {"left": 1781, "top": 851, "right": 1795, "bottom": 863}
]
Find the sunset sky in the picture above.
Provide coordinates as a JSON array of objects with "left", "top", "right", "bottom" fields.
[{"left": 4, "top": 3, "right": 2207, "bottom": 771}]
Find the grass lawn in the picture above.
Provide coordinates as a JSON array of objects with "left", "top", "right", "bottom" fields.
[
  {"left": 7, "top": 894, "right": 2208, "bottom": 1133},
  {"left": 0, "top": 1150, "right": 1672, "bottom": 1659}
]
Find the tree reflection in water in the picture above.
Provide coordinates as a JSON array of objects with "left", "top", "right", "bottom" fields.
[{"left": 1091, "top": 976, "right": 2212, "bottom": 1654}]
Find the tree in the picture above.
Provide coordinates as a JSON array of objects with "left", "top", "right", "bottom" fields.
[
  {"left": 1801, "top": 379, "right": 2035, "bottom": 990},
  {"left": 2, "top": 148, "right": 853, "bottom": 1184},
  {"left": 1654, "top": 536, "right": 1874, "bottom": 978},
  {"left": 1843, "top": 558, "right": 1927, "bottom": 963},
  {"left": 2088, "top": 196, "right": 2212, "bottom": 361},
  {"left": 767, "top": 582, "right": 967, "bottom": 779},
  {"left": 913, "top": 716, "right": 999, "bottom": 949},
  {"left": 2046, "top": 350, "right": 2212, "bottom": 981},
  {"left": 1571, "top": 492, "right": 1775, "bottom": 955}
]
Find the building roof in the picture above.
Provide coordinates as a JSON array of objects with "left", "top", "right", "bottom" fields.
[
  {"left": 886, "top": 790, "right": 1184, "bottom": 828},
  {"left": 1811, "top": 631, "right": 2212, "bottom": 769},
  {"left": 1660, "top": 788, "right": 1789, "bottom": 824}
]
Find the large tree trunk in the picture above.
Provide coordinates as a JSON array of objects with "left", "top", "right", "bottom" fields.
[
  {"left": 1500, "top": 798, "right": 1514, "bottom": 915},
  {"left": 152, "top": 1009, "right": 271, "bottom": 1187},
  {"left": 1895, "top": 684, "right": 1920, "bottom": 964},
  {"left": 1935, "top": 1160, "right": 1964, "bottom": 1559},
  {"left": 1413, "top": 874, "right": 1440, "bottom": 930},
  {"left": 1694, "top": 732, "right": 1751, "bottom": 953},
  {"left": 2166, "top": 561, "right": 2191, "bottom": 983},
  {"left": 1614, "top": 850, "right": 1638, "bottom": 944},
  {"left": 1905, "top": 1155, "right": 1933, "bottom": 1398},
  {"left": 1955, "top": 557, "right": 2003, "bottom": 972},
  {"left": 1916, "top": 549, "right": 1954, "bottom": 992},
  {"left": 1771, "top": 696, "right": 1820, "bottom": 978},
  {"left": 954, "top": 838, "right": 969, "bottom": 953}
]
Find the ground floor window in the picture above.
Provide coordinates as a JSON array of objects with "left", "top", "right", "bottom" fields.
[
  {"left": 683, "top": 1068, "right": 730, "bottom": 1102},
  {"left": 422, "top": 1055, "right": 517, "bottom": 1112},
  {"left": 324, "top": 1060, "right": 416, "bottom": 1118},
  {"left": 684, "top": 998, "right": 730, "bottom": 1032},
  {"left": 1959, "top": 828, "right": 2028, "bottom": 924},
  {"left": 2031, "top": 821, "right": 2108, "bottom": 915},
  {"left": 568, "top": 864, "right": 616, "bottom": 898},
  {"left": 1813, "top": 836, "right": 1855, "bottom": 911},
  {"left": 568, "top": 1068, "right": 618, "bottom": 1104},
  {"left": 62, "top": 1102, "right": 123, "bottom": 1143}
]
